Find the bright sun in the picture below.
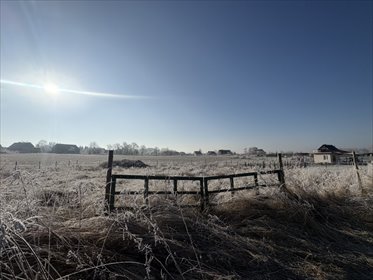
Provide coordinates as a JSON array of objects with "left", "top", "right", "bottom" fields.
[{"left": 43, "top": 82, "right": 59, "bottom": 95}]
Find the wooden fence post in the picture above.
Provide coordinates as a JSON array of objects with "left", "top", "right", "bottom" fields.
[
  {"left": 109, "top": 177, "right": 116, "bottom": 212},
  {"left": 14, "top": 161, "right": 17, "bottom": 171},
  {"left": 352, "top": 151, "right": 364, "bottom": 194},
  {"left": 144, "top": 178, "right": 149, "bottom": 205},
  {"left": 277, "top": 154, "right": 284, "bottom": 183},
  {"left": 173, "top": 179, "right": 178, "bottom": 196},
  {"left": 203, "top": 178, "right": 209, "bottom": 209},
  {"left": 254, "top": 173, "right": 259, "bottom": 195},
  {"left": 277, "top": 153, "right": 299, "bottom": 200},
  {"left": 200, "top": 179, "right": 205, "bottom": 211},
  {"left": 105, "top": 150, "right": 114, "bottom": 213},
  {"left": 254, "top": 173, "right": 258, "bottom": 186},
  {"left": 39, "top": 161, "right": 41, "bottom": 170},
  {"left": 229, "top": 176, "right": 234, "bottom": 197}
]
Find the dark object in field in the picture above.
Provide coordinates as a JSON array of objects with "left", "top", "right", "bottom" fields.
[{"left": 100, "top": 159, "right": 148, "bottom": 168}]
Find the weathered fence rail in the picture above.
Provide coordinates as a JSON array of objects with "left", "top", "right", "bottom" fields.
[
  {"left": 105, "top": 151, "right": 285, "bottom": 213},
  {"left": 109, "top": 174, "right": 204, "bottom": 212}
]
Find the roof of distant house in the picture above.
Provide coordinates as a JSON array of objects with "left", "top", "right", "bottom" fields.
[
  {"left": 316, "top": 144, "right": 348, "bottom": 154},
  {"left": 8, "top": 142, "right": 37, "bottom": 153}
]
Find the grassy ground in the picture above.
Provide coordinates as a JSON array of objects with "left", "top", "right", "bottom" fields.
[{"left": 0, "top": 156, "right": 372, "bottom": 279}]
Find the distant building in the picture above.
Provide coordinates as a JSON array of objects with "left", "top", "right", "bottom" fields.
[
  {"left": 207, "top": 151, "right": 217, "bottom": 156},
  {"left": 8, "top": 142, "right": 39, "bottom": 153},
  {"left": 218, "top": 149, "right": 233, "bottom": 155},
  {"left": 52, "top": 144, "right": 80, "bottom": 154},
  {"left": 194, "top": 150, "right": 202, "bottom": 156},
  {"left": 248, "top": 147, "right": 266, "bottom": 156},
  {"left": 313, "top": 144, "right": 348, "bottom": 164}
]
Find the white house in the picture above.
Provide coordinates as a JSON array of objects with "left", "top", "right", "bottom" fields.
[{"left": 313, "top": 144, "right": 348, "bottom": 164}]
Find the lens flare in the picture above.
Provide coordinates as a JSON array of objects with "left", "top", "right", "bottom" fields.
[{"left": 0, "top": 79, "right": 147, "bottom": 99}]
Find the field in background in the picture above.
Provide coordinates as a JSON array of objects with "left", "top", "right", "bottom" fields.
[
  {"left": 0, "top": 153, "right": 372, "bottom": 279},
  {"left": 0, "top": 153, "right": 313, "bottom": 171}
]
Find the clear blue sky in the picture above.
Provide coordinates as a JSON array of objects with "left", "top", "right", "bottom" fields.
[{"left": 1, "top": 0, "right": 372, "bottom": 153}]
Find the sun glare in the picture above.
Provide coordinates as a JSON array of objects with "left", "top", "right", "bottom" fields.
[
  {"left": 43, "top": 82, "right": 59, "bottom": 95},
  {"left": 1, "top": 79, "right": 144, "bottom": 99}
]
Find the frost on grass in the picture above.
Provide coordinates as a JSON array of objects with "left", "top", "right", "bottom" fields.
[{"left": 0, "top": 155, "right": 372, "bottom": 279}]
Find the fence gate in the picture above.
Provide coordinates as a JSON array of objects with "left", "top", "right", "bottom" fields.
[{"left": 104, "top": 151, "right": 285, "bottom": 212}]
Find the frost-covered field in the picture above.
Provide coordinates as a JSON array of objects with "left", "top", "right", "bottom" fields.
[
  {"left": 0, "top": 153, "right": 372, "bottom": 279},
  {"left": 1, "top": 153, "right": 371, "bottom": 207},
  {"left": 0, "top": 152, "right": 310, "bottom": 171}
]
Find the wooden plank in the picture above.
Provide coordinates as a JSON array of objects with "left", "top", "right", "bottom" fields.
[
  {"left": 115, "top": 190, "right": 200, "bottom": 195},
  {"left": 112, "top": 170, "right": 280, "bottom": 181},
  {"left": 204, "top": 172, "right": 257, "bottom": 180},
  {"left": 176, "top": 190, "right": 201, "bottom": 195},
  {"left": 203, "top": 170, "right": 280, "bottom": 180},
  {"left": 115, "top": 191, "right": 142, "bottom": 195},
  {"left": 148, "top": 190, "right": 200, "bottom": 195},
  {"left": 148, "top": 191, "right": 174, "bottom": 195},
  {"left": 115, "top": 204, "right": 202, "bottom": 210},
  {"left": 112, "top": 174, "right": 203, "bottom": 180},
  {"left": 207, "top": 184, "right": 277, "bottom": 194}
]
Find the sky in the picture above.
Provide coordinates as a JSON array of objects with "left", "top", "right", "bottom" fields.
[{"left": 1, "top": 0, "right": 372, "bottom": 153}]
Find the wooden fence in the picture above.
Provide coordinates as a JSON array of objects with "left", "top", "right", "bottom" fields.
[{"left": 105, "top": 151, "right": 286, "bottom": 212}]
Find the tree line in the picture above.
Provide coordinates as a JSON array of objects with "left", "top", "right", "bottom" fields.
[{"left": 35, "top": 140, "right": 186, "bottom": 155}]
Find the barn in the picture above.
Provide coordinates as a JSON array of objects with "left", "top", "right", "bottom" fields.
[
  {"left": 218, "top": 149, "right": 233, "bottom": 155},
  {"left": 52, "top": 144, "right": 80, "bottom": 154},
  {"left": 7, "top": 142, "right": 40, "bottom": 153},
  {"left": 313, "top": 144, "right": 348, "bottom": 164}
]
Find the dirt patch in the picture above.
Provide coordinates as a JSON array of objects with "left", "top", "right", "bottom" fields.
[{"left": 100, "top": 159, "right": 148, "bottom": 169}]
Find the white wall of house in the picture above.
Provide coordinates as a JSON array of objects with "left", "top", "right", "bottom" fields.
[{"left": 314, "top": 153, "right": 333, "bottom": 164}]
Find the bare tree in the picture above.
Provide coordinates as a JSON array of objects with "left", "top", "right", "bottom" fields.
[
  {"left": 113, "top": 143, "right": 122, "bottom": 154},
  {"left": 140, "top": 145, "right": 146, "bottom": 155}
]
